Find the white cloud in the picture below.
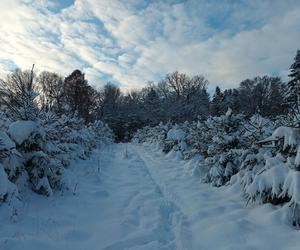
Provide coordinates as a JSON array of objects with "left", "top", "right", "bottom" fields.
[{"left": 0, "top": 0, "right": 299, "bottom": 91}]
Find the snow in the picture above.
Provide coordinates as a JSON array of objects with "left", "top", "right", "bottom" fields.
[
  {"left": 0, "top": 131, "right": 15, "bottom": 150},
  {"left": 167, "top": 127, "right": 185, "bottom": 141},
  {"left": 36, "top": 176, "right": 53, "bottom": 196},
  {"left": 282, "top": 170, "right": 300, "bottom": 204},
  {"left": 8, "top": 120, "right": 38, "bottom": 145},
  {"left": 225, "top": 107, "right": 232, "bottom": 117},
  {"left": 246, "top": 165, "right": 289, "bottom": 200},
  {"left": 295, "top": 145, "right": 300, "bottom": 166},
  {"left": 265, "top": 153, "right": 285, "bottom": 169},
  {"left": 0, "top": 164, "right": 16, "bottom": 200},
  {"left": 261, "top": 126, "right": 299, "bottom": 149},
  {"left": 1, "top": 143, "right": 300, "bottom": 249}
]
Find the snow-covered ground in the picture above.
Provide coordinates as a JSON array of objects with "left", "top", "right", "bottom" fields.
[{"left": 0, "top": 143, "right": 299, "bottom": 250}]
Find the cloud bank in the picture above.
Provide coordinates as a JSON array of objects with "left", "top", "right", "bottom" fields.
[{"left": 0, "top": 0, "right": 300, "bottom": 90}]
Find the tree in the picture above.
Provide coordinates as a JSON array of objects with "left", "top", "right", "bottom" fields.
[
  {"left": 37, "top": 71, "right": 64, "bottom": 114},
  {"left": 100, "top": 83, "right": 121, "bottom": 118},
  {"left": 158, "top": 71, "right": 209, "bottom": 122},
  {"left": 238, "top": 78, "right": 257, "bottom": 116},
  {"left": 286, "top": 50, "right": 300, "bottom": 122},
  {"left": 98, "top": 83, "right": 123, "bottom": 139},
  {"left": 162, "top": 71, "right": 208, "bottom": 100},
  {"left": 0, "top": 66, "right": 38, "bottom": 120},
  {"left": 238, "top": 76, "right": 285, "bottom": 117},
  {"left": 210, "top": 86, "right": 223, "bottom": 116},
  {"left": 141, "top": 86, "right": 164, "bottom": 124},
  {"left": 256, "top": 76, "right": 286, "bottom": 117},
  {"left": 183, "top": 87, "right": 210, "bottom": 121},
  {"left": 63, "top": 70, "right": 96, "bottom": 122}
]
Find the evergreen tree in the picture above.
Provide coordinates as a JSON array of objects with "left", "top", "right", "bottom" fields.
[
  {"left": 143, "top": 88, "right": 163, "bottom": 124},
  {"left": 63, "top": 70, "right": 96, "bottom": 122},
  {"left": 210, "top": 86, "right": 223, "bottom": 116},
  {"left": 286, "top": 50, "right": 300, "bottom": 122}
]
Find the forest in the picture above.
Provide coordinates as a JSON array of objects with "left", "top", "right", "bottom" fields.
[{"left": 1, "top": 51, "right": 297, "bottom": 143}]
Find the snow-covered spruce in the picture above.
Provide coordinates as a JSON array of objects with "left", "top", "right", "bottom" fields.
[
  {"left": 134, "top": 111, "right": 275, "bottom": 187},
  {"left": 0, "top": 112, "right": 113, "bottom": 200},
  {"left": 234, "top": 126, "right": 300, "bottom": 227},
  {"left": 133, "top": 113, "right": 300, "bottom": 227}
]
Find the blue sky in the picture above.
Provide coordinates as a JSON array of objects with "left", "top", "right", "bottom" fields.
[{"left": 0, "top": 0, "right": 300, "bottom": 91}]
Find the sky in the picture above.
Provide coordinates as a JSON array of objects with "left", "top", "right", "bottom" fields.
[{"left": 0, "top": 0, "right": 300, "bottom": 92}]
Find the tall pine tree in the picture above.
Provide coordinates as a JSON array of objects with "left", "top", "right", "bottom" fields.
[{"left": 286, "top": 50, "right": 300, "bottom": 121}]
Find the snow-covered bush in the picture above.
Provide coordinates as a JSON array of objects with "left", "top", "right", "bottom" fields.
[
  {"left": 234, "top": 126, "right": 300, "bottom": 227},
  {"left": 189, "top": 109, "right": 253, "bottom": 186},
  {"left": 0, "top": 111, "right": 114, "bottom": 200},
  {"left": 133, "top": 111, "right": 276, "bottom": 186},
  {"left": 0, "top": 118, "right": 21, "bottom": 202},
  {"left": 243, "top": 114, "right": 275, "bottom": 144},
  {"left": 88, "top": 120, "right": 114, "bottom": 147},
  {"left": 163, "top": 124, "right": 187, "bottom": 153},
  {"left": 0, "top": 163, "right": 17, "bottom": 203},
  {"left": 133, "top": 122, "right": 171, "bottom": 147},
  {"left": 133, "top": 108, "right": 300, "bottom": 227}
]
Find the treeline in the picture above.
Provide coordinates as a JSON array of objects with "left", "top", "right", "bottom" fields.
[{"left": 1, "top": 50, "right": 299, "bottom": 142}]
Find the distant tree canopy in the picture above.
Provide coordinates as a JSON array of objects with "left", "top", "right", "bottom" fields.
[{"left": 0, "top": 50, "right": 299, "bottom": 141}]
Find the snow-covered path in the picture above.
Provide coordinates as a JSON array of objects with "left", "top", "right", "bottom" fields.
[{"left": 0, "top": 143, "right": 299, "bottom": 250}]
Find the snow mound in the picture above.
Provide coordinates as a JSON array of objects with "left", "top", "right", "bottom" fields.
[
  {"left": 246, "top": 164, "right": 289, "bottom": 202},
  {"left": 8, "top": 120, "right": 38, "bottom": 145},
  {"left": 281, "top": 170, "right": 300, "bottom": 205},
  {"left": 0, "top": 131, "right": 15, "bottom": 150},
  {"left": 167, "top": 127, "right": 185, "bottom": 141},
  {"left": 295, "top": 145, "right": 300, "bottom": 167},
  {"left": 0, "top": 164, "right": 16, "bottom": 201}
]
